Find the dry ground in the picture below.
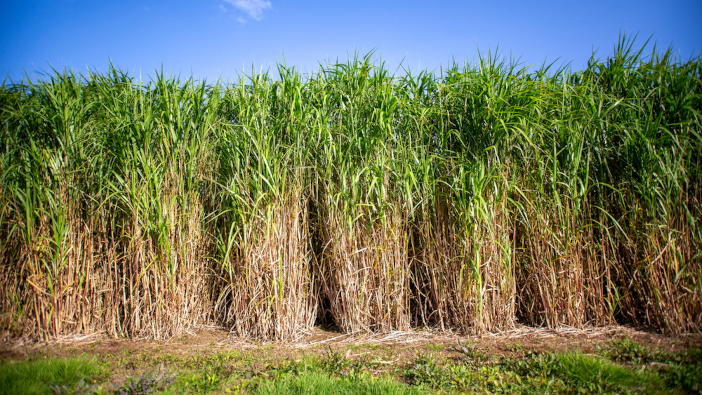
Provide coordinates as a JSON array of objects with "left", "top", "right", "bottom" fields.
[{"left": 2, "top": 324, "right": 699, "bottom": 369}]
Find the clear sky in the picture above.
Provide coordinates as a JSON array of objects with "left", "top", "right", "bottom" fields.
[{"left": 2, "top": 0, "right": 701, "bottom": 83}]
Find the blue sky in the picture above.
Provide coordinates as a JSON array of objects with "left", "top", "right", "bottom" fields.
[{"left": 2, "top": 0, "right": 701, "bottom": 83}]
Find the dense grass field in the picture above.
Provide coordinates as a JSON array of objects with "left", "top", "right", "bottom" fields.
[{"left": 0, "top": 35, "right": 700, "bottom": 341}]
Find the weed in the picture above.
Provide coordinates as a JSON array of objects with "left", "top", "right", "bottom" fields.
[
  {"left": 115, "top": 365, "right": 176, "bottom": 395},
  {"left": 50, "top": 379, "right": 110, "bottom": 395},
  {"left": 506, "top": 342, "right": 524, "bottom": 353},
  {"left": 604, "top": 338, "right": 655, "bottom": 364},
  {"left": 424, "top": 343, "right": 444, "bottom": 351}
]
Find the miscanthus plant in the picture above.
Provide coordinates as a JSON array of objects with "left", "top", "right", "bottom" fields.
[{"left": 0, "top": 35, "right": 699, "bottom": 340}]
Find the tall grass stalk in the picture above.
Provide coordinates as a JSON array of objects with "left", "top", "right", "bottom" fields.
[{"left": 0, "top": 36, "right": 699, "bottom": 339}]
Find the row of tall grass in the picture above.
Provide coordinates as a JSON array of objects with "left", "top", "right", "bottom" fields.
[{"left": 1, "top": 36, "right": 700, "bottom": 340}]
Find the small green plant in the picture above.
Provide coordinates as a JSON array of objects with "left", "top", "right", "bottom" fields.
[
  {"left": 403, "top": 354, "right": 445, "bottom": 388},
  {"left": 506, "top": 341, "right": 524, "bottom": 353},
  {"left": 604, "top": 338, "right": 655, "bottom": 364},
  {"left": 115, "top": 365, "right": 176, "bottom": 395},
  {"left": 425, "top": 343, "right": 444, "bottom": 351},
  {"left": 319, "top": 348, "right": 350, "bottom": 376},
  {"left": 452, "top": 340, "right": 488, "bottom": 364},
  {"left": 50, "top": 379, "right": 111, "bottom": 395}
]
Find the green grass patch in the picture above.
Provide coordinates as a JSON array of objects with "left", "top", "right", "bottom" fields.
[
  {"left": 506, "top": 351, "right": 664, "bottom": 394},
  {"left": 601, "top": 339, "right": 702, "bottom": 394},
  {"left": 250, "top": 371, "right": 420, "bottom": 395},
  {"left": 2, "top": 341, "right": 699, "bottom": 394},
  {"left": 0, "top": 356, "right": 109, "bottom": 395},
  {"left": 401, "top": 345, "right": 701, "bottom": 394}
]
